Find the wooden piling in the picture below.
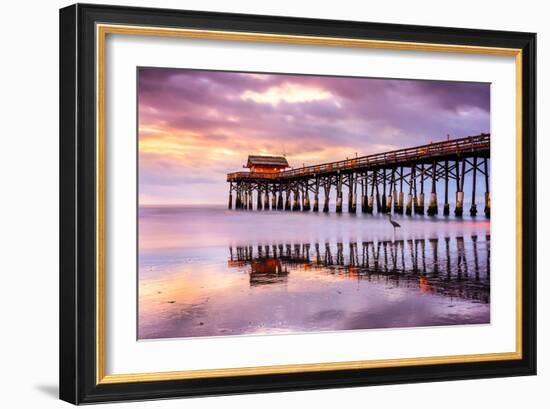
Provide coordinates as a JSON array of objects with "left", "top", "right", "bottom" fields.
[
  {"left": 397, "top": 167, "right": 404, "bottom": 214},
  {"left": 336, "top": 173, "right": 343, "bottom": 213},
  {"left": 313, "top": 177, "right": 319, "bottom": 212},
  {"left": 367, "top": 171, "right": 374, "bottom": 214},
  {"left": 361, "top": 174, "right": 367, "bottom": 213},
  {"left": 427, "top": 161, "right": 438, "bottom": 216},
  {"left": 417, "top": 163, "right": 425, "bottom": 215},
  {"left": 443, "top": 160, "right": 450, "bottom": 215},
  {"left": 271, "top": 187, "right": 277, "bottom": 210},
  {"left": 455, "top": 158, "right": 465, "bottom": 216},
  {"left": 228, "top": 182, "right": 233, "bottom": 209},
  {"left": 381, "top": 169, "right": 387, "bottom": 213},
  {"left": 374, "top": 170, "right": 381, "bottom": 214},
  {"left": 264, "top": 186, "right": 270, "bottom": 211},
  {"left": 412, "top": 166, "right": 419, "bottom": 214},
  {"left": 350, "top": 173, "right": 357, "bottom": 213},
  {"left": 470, "top": 156, "right": 478, "bottom": 216},
  {"left": 323, "top": 178, "right": 331, "bottom": 212},
  {"left": 303, "top": 182, "right": 311, "bottom": 211},
  {"left": 284, "top": 189, "right": 290, "bottom": 211},
  {"left": 406, "top": 167, "right": 413, "bottom": 216},
  {"left": 292, "top": 188, "right": 300, "bottom": 211},
  {"left": 390, "top": 168, "right": 397, "bottom": 214},
  {"left": 257, "top": 188, "right": 263, "bottom": 210}
]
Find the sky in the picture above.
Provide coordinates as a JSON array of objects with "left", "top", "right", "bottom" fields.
[{"left": 138, "top": 68, "right": 490, "bottom": 205}]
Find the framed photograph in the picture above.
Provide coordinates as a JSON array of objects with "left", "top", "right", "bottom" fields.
[{"left": 59, "top": 3, "right": 536, "bottom": 404}]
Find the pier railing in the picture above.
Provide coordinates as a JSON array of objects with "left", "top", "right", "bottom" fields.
[{"left": 227, "top": 133, "right": 489, "bottom": 182}]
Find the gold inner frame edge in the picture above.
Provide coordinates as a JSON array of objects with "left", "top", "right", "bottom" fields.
[{"left": 95, "top": 23, "right": 523, "bottom": 385}]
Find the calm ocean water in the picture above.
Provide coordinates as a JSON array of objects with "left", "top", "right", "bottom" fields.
[{"left": 138, "top": 205, "right": 490, "bottom": 340}]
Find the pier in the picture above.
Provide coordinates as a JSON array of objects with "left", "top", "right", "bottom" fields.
[{"left": 226, "top": 133, "right": 490, "bottom": 217}]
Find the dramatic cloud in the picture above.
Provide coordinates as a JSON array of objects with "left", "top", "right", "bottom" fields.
[{"left": 138, "top": 68, "right": 490, "bottom": 204}]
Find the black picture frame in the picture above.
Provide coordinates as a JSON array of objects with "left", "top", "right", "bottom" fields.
[{"left": 60, "top": 3, "right": 536, "bottom": 404}]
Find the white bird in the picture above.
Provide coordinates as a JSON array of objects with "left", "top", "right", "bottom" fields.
[{"left": 387, "top": 214, "right": 401, "bottom": 233}]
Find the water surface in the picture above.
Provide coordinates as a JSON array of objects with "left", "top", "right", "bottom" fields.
[{"left": 138, "top": 206, "right": 490, "bottom": 339}]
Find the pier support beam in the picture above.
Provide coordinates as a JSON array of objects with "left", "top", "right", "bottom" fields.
[
  {"left": 396, "top": 167, "right": 404, "bottom": 214},
  {"left": 235, "top": 184, "right": 242, "bottom": 209},
  {"left": 367, "top": 195, "right": 374, "bottom": 214},
  {"left": 257, "top": 189, "right": 263, "bottom": 210},
  {"left": 349, "top": 174, "right": 357, "bottom": 213},
  {"left": 336, "top": 191, "right": 343, "bottom": 213},
  {"left": 313, "top": 178, "right": 319, "bottom": 212},
  {"left": 284, "top": 190, "right": 291, "bottom": 211},
  {"left": 381, "top": 169, "right": 387, "bottom": 213},
  {"left": 470, "top": 157, "right": 478, "bottom": 216},
  {"left": 374, "top": 171, "right": 381, "bottom": 214},
  {"left": 443, "top": 160, "right": 450, "bottom": 215},
  {"left": 427, "top": 162, "right": 438, "bottom": 216},
  {"left": 406, "top": 193, "right": 412, "bottom": 215},
  {"left": 228, "top": 183, "right": 233, "bottom": 210},
  {"left": 292, "top": 189, "right": 300, "bottom": 211},
  {"left": 406, "top": 167, "right": 414, "bottom": 216},
  {"left": 336, "top": 174, "right": 343, "bottom": 213},
  {"left": 264, "top": 188, "right": 270, "bottom": 211},
  {"left": 417, "top": 164, "right": 425, "bottom": 215},
  {"left": 248, "top": 190, "right": 253, "bottom": 210},
  {"left": 360, "top": 174, "right": 366, "bottom": 213},
  {"left": 366, "top": 171, "right": 374, "bottom": 214},
  {"left": 277, "top": 188, "right": 284, "bottom": 210},
  {"left": 428, "top": 193, "right": 437, "bottom": 216},
  {"left": 389, "top": 168, "right": 396, "bottom": 214},
  {"left": 271, "top": 189, "right": 277, "bottom": 210},
  {"left": 323, "top": 181, "right": 331, "bottom": 213},
  {"left": 455, "top": 191, "right": 464, "bottom": 216},
  {"left": 398, "top": 191, "right": 404, "bottom": 214},
  {"left": 303, "top": 188, "right": 310, "bottom": 211},
  {"left": 455, "top": 158, "right": 465, "bottom": 216}
]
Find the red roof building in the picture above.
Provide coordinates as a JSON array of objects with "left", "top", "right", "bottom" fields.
[{"left": 246, "top": 155, "right": 289, "bottom": 173}]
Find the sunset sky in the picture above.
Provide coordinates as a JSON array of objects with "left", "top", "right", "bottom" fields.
[{"left": 138, "top": 68, "right": 490, "bottom": 205}]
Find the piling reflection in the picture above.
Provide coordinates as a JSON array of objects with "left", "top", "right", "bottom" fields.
[{"left": 229, "top": 235, "right": 489, "bottom": 303}]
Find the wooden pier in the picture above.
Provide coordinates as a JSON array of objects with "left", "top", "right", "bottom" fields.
[{"left": 227, "top": 133, "right": 490, "bottom": 217}]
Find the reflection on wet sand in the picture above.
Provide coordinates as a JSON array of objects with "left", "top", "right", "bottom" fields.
[
  {"left": 138, "top": 207, "right": 491, "bottom": 340},
  {"left": 229, "top": 236, "right": 489, "bottom": 303}
]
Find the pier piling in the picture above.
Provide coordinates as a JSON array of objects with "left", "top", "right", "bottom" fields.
[
  {"left": 313, "top": 178, "right": 320, "bottom": 212},
  {"left": 336, "top": 174, "right": 343, "bottom": 213},
  {"left": 427, "top": 162, "right": 438, "bottom": 216},
  {"left": 484, "top": 158, "right": 490, "bottom": 217},
  {"left": 264, "top": 188, "right": 270, "bottom": 211},
  {"left": 443, "top": 160, "right": 450, "bottom": 215},
  {"left": 417, "top": 164, "right": 425, "bottom": 215},
  {"left": 470, "top": 157, "right": 478, "bottom": 216},
  {"left": 455, "top": 158, "right": 465, "bottom": 216}
]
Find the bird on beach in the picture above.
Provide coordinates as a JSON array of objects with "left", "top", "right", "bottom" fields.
[{"left": 387, "top": 213, "right": 401, "bottom": 233}]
